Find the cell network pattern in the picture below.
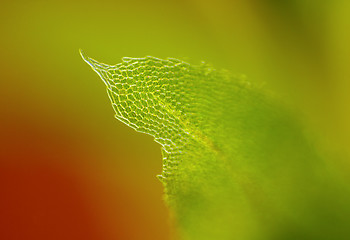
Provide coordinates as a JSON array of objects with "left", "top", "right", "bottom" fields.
[
  {"left": 80, "top": 51, "right": 253, "bottom": 196},
  {"left": 81, "top": 51, "right": 350, "bottom": 240}
]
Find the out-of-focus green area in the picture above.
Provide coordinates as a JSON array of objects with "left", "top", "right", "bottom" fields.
[{"left": 0, "top": 0, "right": 350, "bottom": 239}]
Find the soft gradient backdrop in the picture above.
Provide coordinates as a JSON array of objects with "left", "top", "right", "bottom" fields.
[{"left": 1, "top": 0, "right": 350, "bottom": 239}]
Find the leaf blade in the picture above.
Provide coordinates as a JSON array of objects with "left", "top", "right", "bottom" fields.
[{"left": 81, "top": 52, "right": 350, "bottom": 240}]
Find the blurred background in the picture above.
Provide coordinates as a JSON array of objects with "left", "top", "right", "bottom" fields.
[{"left": 1, "top": 0, "right": 350, "bottom": 239}]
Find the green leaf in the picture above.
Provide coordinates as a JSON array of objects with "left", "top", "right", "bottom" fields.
[{"left": 81, "top": 50, "right": 350, "bottom": 240}]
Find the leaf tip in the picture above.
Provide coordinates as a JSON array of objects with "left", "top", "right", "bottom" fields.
[
  {"left": 79, "top": 49, "right": 98, "bottom": 70},
  {"left": 79, "top": 50, "right": 109, "bottom": 87},
  {"left": 79, "top": 49, "right": 90, "bottom": 64}
]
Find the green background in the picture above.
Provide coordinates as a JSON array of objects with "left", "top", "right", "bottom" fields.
[{"left": 1, "top": 0, "right": 350, "bottom": 239}]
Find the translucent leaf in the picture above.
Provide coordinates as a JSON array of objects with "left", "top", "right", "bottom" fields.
[{"left": 81, "top": 50, "right": 350, "bottom": 240}]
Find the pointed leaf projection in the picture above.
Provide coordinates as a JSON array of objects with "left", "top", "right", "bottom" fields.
[{"left": 81, "top": 51, "right": 350, "bottom": 240}]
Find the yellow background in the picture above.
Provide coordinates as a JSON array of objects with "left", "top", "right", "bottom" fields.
[{"left": 1, "top": 0, "right": 350, "bottom": 239}]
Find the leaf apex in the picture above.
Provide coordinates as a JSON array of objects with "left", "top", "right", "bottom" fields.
[{"left": 79, "top": 49, "right": 93, "bottom": 66}]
